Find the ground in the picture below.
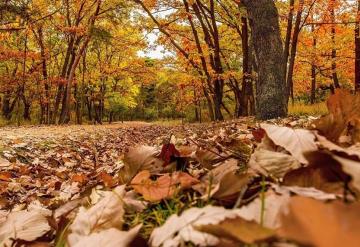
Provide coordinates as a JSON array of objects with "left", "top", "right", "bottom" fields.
[{"left": 0, "top": 110, "right": 359, "bottom": 247}]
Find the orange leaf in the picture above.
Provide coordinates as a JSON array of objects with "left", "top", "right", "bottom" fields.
[
  {"left": 278, "top": 196, "right": 360, "bottom": 247},
  {"left": 0, "top": 172, "right": 11, "bottom": 181},
  {"left": 71, "top": 174, "right": 87, "bottom": 184},
  {"left": 130, "top": 170, "right": 199, "bottom": 202},
  {"left": 99, "top": 172, "right": 116, "bottom": 188}
]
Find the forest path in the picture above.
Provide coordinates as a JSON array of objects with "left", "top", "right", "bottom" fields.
[{"left": 0, "top": 121, "right": 151, "bottom": 141}]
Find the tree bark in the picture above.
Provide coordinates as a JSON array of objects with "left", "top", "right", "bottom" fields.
[
  {"left": 311, "top": 24, "right": 317, "bottom": 104},
  {"left": 355, "top": 0, "right": 360, "bottom": 92},
  {"left": 242, "top": 0, "right": 288, "bottom": 119},
  {"left": 58, "top": 0, "right": 101, "bottom": 124},
  {"left": 239, "top": 17, "right": 255, "bottom": 116},
  {"left": 286, "top": 0, "right": 304, "bottom": 102},
  {"left": 330, "top": 2, "right": 340, "bottom": 88},
  {"left": 284, "top": 0, "right": 295, "bottom": 71}
]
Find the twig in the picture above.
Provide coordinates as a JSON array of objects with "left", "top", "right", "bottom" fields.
[{"left": 233, "top": 184, "right": 248, "bottom": 209}]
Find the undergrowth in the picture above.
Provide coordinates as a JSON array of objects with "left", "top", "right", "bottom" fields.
[
  {"left": 124, "top": 191, "right": 213, "bottom": 238},
  {"left": 288, "top": 102, "right": 327, "bottom": 116}
]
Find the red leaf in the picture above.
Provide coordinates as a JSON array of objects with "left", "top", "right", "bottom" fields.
[{"left": 158, "top": 144, "right": 180, "bottom": 167}]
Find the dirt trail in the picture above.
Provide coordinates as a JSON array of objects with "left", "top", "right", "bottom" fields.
[{"left": 0, "top": 121, "right": 151, "bottom": 141}]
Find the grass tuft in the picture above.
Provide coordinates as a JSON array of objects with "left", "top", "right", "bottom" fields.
[{"left": 288, "top": 102, "right": 328, "bottom": 116}]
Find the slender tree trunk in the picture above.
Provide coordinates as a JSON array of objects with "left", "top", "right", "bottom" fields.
[
  {"left": 284, "top": 0, "right": 295, "bottom": 73},
  {"left": 36, "top": 27, "right": 50, "bottom": 124},
  {"left": 59, "top": 1, "right": 101, "bottom": 124},
  {"left": 310, "top": 23, "right": 317, "bottom": 104},
  {"left": 52, "top": 37, "right": 74, "bottom": 124},
  {"left": 330, "top": 2, "right": 340, "bottom": 88},
  {"left": 22, "top": 95, "right": 31, "bottom": 121},
  {"left": 239, "top": 17, "right": 255, "bottom": 116},
  {"left": 286, "top": 0, "right": 304, "bottom": 102},
  {"left": 242, "top": 0, "right": 288, "bottom": 119},
  {"left": 355, "top": 0, "right": 360, "bottom": 92},
  {"left": 203, "top": 86, "right": 215, "bottom": 121}
]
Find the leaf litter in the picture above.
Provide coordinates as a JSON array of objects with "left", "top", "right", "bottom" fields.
[{"left": 1, "top": 90, "right": 360, "bottom": 246}]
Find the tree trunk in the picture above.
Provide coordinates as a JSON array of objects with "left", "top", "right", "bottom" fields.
[
  {"left": 355, "top": 0, "right": 360, "bottom": 92},
  {"left": 330, "top": 2, "right": 340, "bottom": 88},
  {"left": 59, "top": 0, "right": 101, "bottom": 124},
  {"left": 22, "top": 99, "right": 31, "bottom": 121},
  {"left": 242, "top": 0, "right": 288, "bottom": 119},
  {"left": 2, "top": 92, "right": 17, "bottom": 119},
  {"left": 310, "top": 23, "right": 317, "bottom": 104},
  {"left": 286, "top": 0, "right": 304, "bottom": 102},
  {"left": 239, "top": 17, "right": 255, "bottom": 116},
  {"left": 284, "top": 0, "right": 295, "bottom": 71}
]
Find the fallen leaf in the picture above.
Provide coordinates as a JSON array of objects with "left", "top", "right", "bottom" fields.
[
  {"left": 149, "top": 205, "right": 250, "bottom": 247},
  {"left": 123, "top": 190, "right": 148, "bottom": 212},
  {"left": 278, "top": 196, "right": 360, "bottom": 247},
  {"left": 316, "top": 134, "right": 360, "bottom": 159},
  {"left": 251, "top": 128, "right": 266, "bottom": 142},
  {"left": 71, "top": 224, "right": 142, "bottom": 247},
  {"left": 236, "top": 191, "right": 290, "bottom": 229},
  {"left": 193, "top": 159, "right": 251, "bottom": 200},
  {"left": 67, "top": 186, "right": 126, "bottom": 246},
  {"left": 71, "top": 173, "right": 87, "bottom": 184},
  {"left": 130, "top": 170, "right": 199, "bottom": 202},
  {"left": 99, "top": 171, "right": 116, "bottom": 188},
  {"left": 249, "top": 149, "right": 301, "bottom": 179},
  {"left": 261, "top": 123, "right": 317, "bottom": 164},
  {"left": 197, "top": 217, "right": 274, "bottom": 244},
  {"left": 0, "top": 171, "right": 11, "bottom": 181},
  {"left": 272, "top": 184, "right": 337, "bottom": 201},
  {"left": 119, "top": 146, "right": 165, "bottom": 184},
  {"left": 195, "top": 149, "right": 225, "bottom": 169},
  {"left": 158, "top": 143, "right": 180, "bottom": 167},
  {"left": 313, "top": 89, "right": 360, "bottom": 143},
  {"left": 0, "top": 208, "right": 51, "bottom": 246},
  {"left": 332, "top": 155, "right": 360, "bottom": 192},
  {"left": 283, "top": 151, "right": 351, "bottom": 194}
]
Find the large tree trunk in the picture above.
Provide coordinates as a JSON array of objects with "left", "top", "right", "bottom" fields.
[
  {"left": 355, "top": 0, "right": 360, "bottom": 92},
  {"left": 242, "top": 0, "right": 288, "bottom": 119}
]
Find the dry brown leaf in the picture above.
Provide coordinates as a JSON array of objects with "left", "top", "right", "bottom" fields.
[
  {"left": 272, "top": 184, "right": 337, "bottom": 201},
  {"left": 67, "top": 186, "right": 125, "bottom": 245},
  {"left": 149, "top": 205, "right": 251, "bottom": 247},
  {"left": 283, "top": 151, "right": 351, "bottom": 194},
  {"left": 261, "top": 123, "right": 317, "bottom": 164},
  {"left": 278, "top": 196, "right": 360, "bottom": 247},
  {"left": 316, "top": 134, "right": 360, "bottom": 159},
  {"left": 0, "top": 171, "right": 11, "bottom": 182},
  {"left": 313, "top": 89, "right": 360, "bottom": 143},
  {"left": 192, "top": 159, "right": 251, "bottom": 200},
  {"left": 332, "top": 155, "right": 360, "bottom": 192},
  {"left": 119, "top": 145, "right": 165, "bottom": 184},
  {"left": 0, "top": 208, "right": 51, "bottom": 246},
  {"left": 249, "top": 149, "right": 301, "bottom": 179},
  {"left": 195, "top": 148, "right": 225, "bottom": 169},
  {"left": 236, "top": 191, "right": 290, "bottom": 229},
  {"left": 71, "top": 173, "right": 87, "bottom": 184},
  {"left": 71, "top": 224, "right": 142, "bottom": 247},
  {"left": 130, "top": 170, "right": 199, "bottom": 202},
  {"left": 98, "top": 171, "right": 116, "bottom": 188},
  {"left": 197, "top": 217, "right": 274, "bottom": 244}
]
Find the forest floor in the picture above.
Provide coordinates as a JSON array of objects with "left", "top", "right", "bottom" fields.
[{"left": 1, "top": 91, "right": 360, "bottom": 247}]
